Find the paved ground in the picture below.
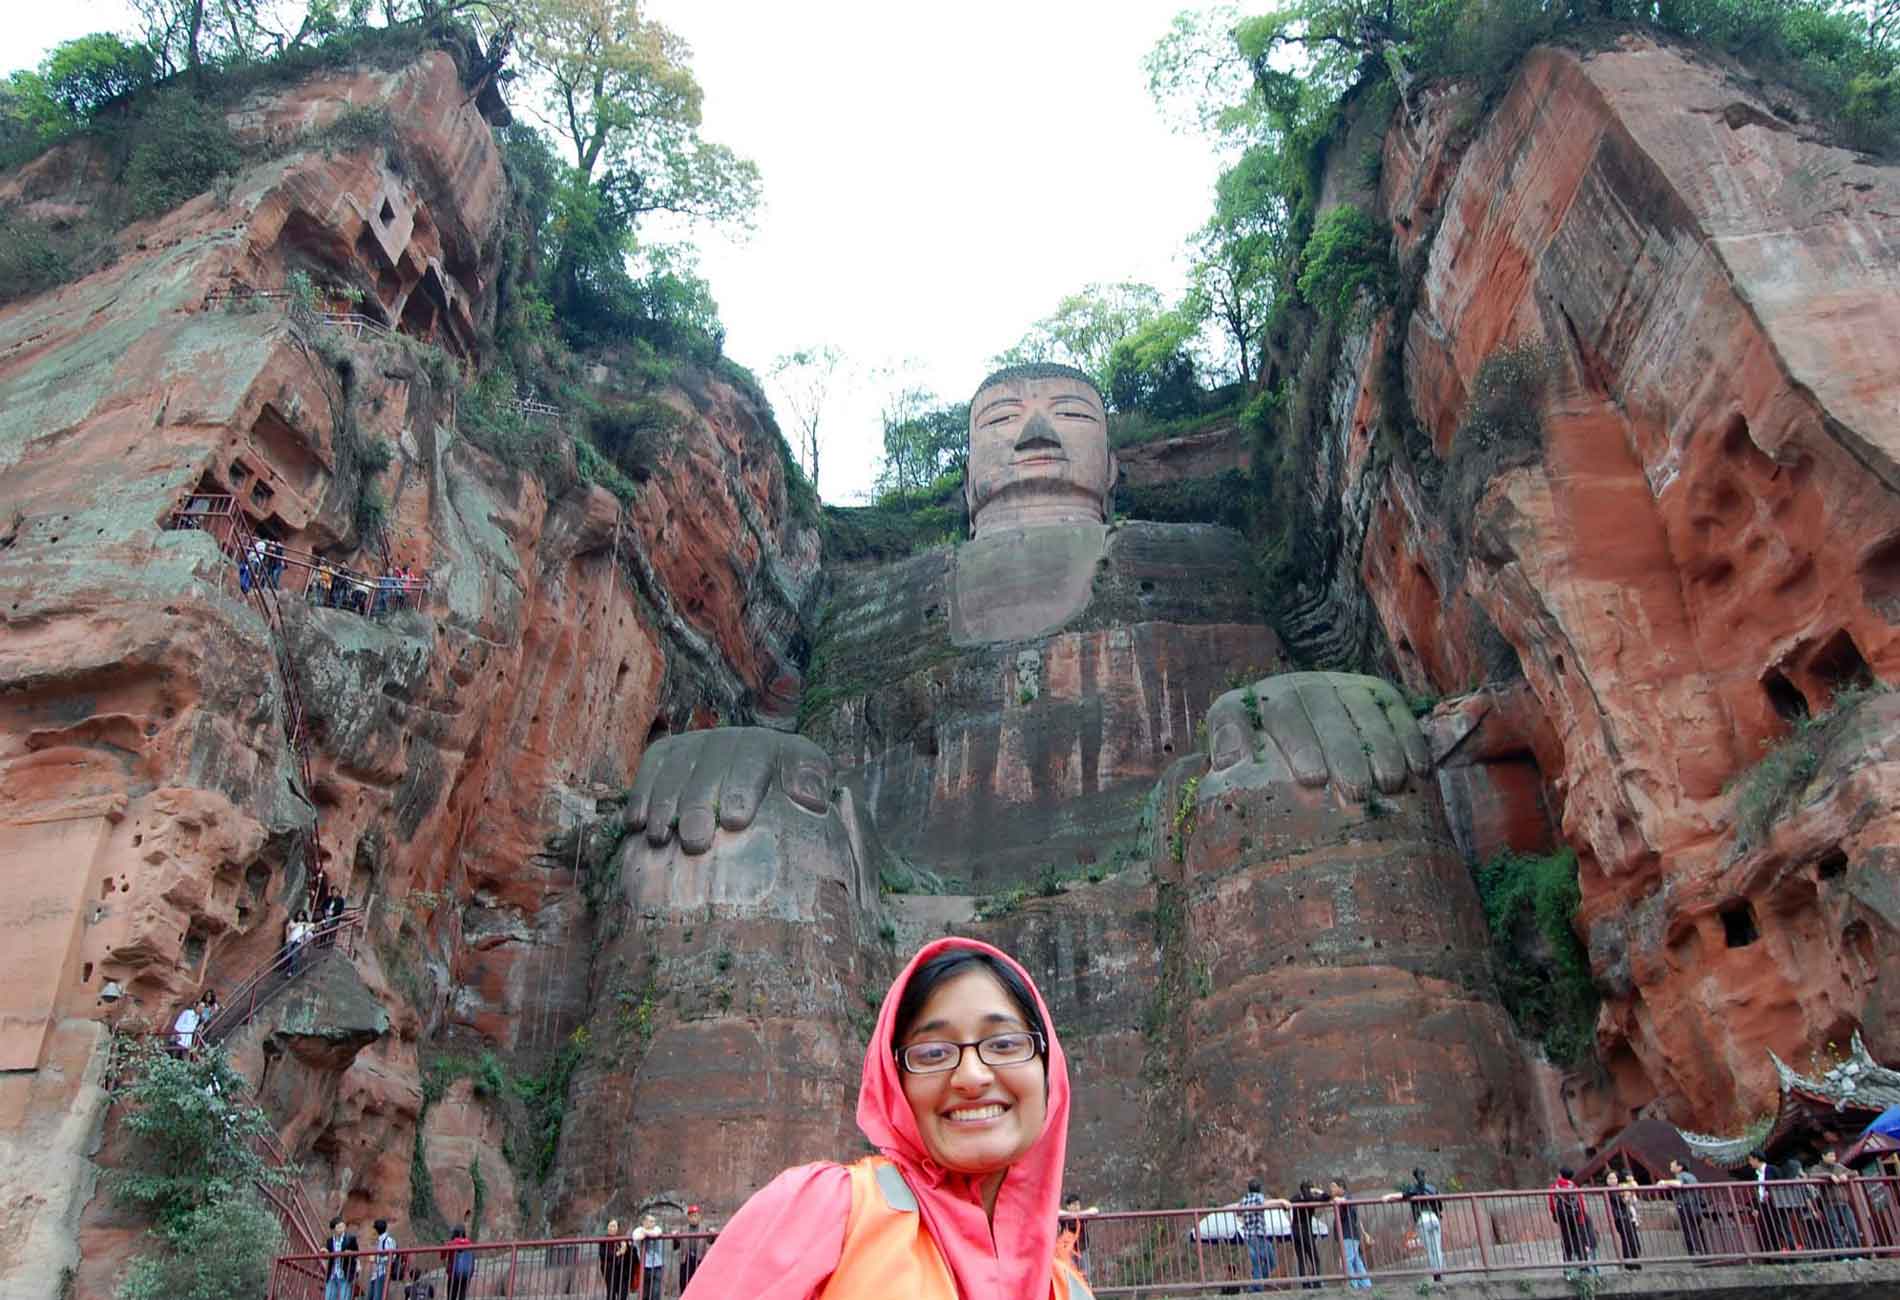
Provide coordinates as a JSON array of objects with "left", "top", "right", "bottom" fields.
[{"left": 1131, "top": 1257, "right": 1900, "bottom": 1299}]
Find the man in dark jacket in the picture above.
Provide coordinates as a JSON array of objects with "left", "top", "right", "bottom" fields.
[
  {"left": 677, "top": 1206, "right": 710, "bottom": 1291},
  {"left": 1290, "top": 1180, "right": 1324, "bottom": 1289},
  {"left": 324, "top": 1217, "right": 360, "bottom": 1300}
]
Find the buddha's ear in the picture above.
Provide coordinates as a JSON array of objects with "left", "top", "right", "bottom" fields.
[
  {"left": 1103, "top": 450, "right": 1120, "bottom": 515},
  {"left": 963, "top": 465, "right": 975, "bottom": 534}
]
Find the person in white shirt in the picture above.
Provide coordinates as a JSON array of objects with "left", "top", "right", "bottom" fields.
[
  {"left": 170, "top": 1002, "right": 200, "bottom": 1056},
  {"left": 368, "top": 1217, "right": 398, "bottom": 1300}
]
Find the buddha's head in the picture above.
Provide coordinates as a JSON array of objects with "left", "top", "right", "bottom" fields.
[{"left": 965, "top": 363, "right": 1116, "bottom": 538}]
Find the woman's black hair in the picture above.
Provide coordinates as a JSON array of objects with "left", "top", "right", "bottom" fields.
[{"left": 892, "top": 947, "right": 1049, "bottom": 1069}]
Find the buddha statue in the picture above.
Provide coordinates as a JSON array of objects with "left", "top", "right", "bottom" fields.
[{"left": 950, "top": 363, "right": 1116, "bottom": 645}]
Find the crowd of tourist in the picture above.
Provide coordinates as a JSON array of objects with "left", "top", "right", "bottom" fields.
[
  {"left": 1206, "top": 1151, "right": 1900, "bottom": 1290},
  {"left": 171, "top": 495, "right": 424, "bottom": 614}
]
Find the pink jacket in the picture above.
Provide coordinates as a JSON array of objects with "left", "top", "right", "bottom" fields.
[{"left": 681, "top": 938, "right": 1072, "bottom": 1299}]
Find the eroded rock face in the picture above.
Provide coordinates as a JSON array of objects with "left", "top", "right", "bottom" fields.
[
  {"left": 1316, "top": 34, "right": 1900, "bottom": 1137},
  {"left": 0, "top": 47, "right": 817, "bottom": 1292}
]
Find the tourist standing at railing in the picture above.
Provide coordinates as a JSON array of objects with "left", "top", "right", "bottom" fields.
[
  {"left": 678, "top": 1205, "right": 708, "bottom": 1292},
  {"left": 1867, "top": 1155, "right": 1900, "bottom": 1249},
  {"left": 442, "top": 1223, "right": 475, "bottom": 1300},
  {"left": 1238, "top": 1176, "right": 1277, "bottom": 1292},
  {"left": 1816, "top": 1148, "right": 1865, "bottom": 1257},
  {"left": 1383, "top": 1168, "right": 1444, "bottom": 1281},
  {"left": 1655, "top": 1156, "right": 1708, "bottom": 1256},
  {"left": 600, "top": 1216, "right": 635, "bottom": 1300},
  {"left": 634, "top": 1212, "right": 667, "bottom": 1300},
  {"left": 677, "top": 938, "right": 1093, "bottom": 1299},
  {"left": 310, "top": 561, "right": 334, "bottom": 607},
  {"left": 1547, "top": 1168, "right": 1598, "bottom": 1277},
  {"left": 199, "top": 989, "right": 221, "bottom": 1041},
  {"left": 1604, "top": 1170, "right": 1642, "bottom": 1269},
  {"left": 1290, "top": 1180, "right": 1323, "bottom": 1289},
  {"left": 323, "top": 1216, "right": 360, "bottom": 1300},
  {"left": 1327, "top": 1178, "right": 1373, "bottom": 1289},
  {"left": 1775, "top": 1156, "right": 1821, "bottom": 1251},
  {"left": 368, "top": 1217, "right": 398, "bottom": 1300},
  {"left": 1056, "top": 1192, "right": 1097, "bottom": 1280}
]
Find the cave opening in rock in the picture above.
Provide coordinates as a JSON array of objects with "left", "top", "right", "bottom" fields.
[
  {"left": 1762, "top": 669, "right": 1809, "bottom": 723},
  {"left": 1808, "top": 627, "right": 1874, "bottom": 700},
  {"left": 1817, "top": 846, "right": 1849, "bottom": 880},
  {"left": 1720, "top": 900, "right": 1761, "bottom": 948},
  {"left": 646, "top": 716, "right": 671, "bottom": 748}
]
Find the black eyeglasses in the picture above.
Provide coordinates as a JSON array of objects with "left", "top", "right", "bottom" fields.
[{"left": 896, "top": 1031, "right": 1046, "bottom": 1075}]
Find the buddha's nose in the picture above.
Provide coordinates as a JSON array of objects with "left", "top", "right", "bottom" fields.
[{"left": 1014, "top": 413, "right": 1063, "bottom": 452}]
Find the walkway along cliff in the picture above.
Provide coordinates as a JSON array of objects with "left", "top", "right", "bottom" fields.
[{"left": 0, "top": 21, "right": 1896, "bottom": 1300}]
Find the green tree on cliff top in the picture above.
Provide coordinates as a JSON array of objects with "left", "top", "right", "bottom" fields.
[{"left": 515, "top": 0, "right": 760, "bottom": 226}]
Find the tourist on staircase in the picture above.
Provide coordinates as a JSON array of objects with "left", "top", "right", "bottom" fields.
[
  {"left": 169, "top": 996, "right": 202, "bottom": 1057},
  {"left": 285, "top": 910, "right": 313, "bottom": 976},
  {"left": 678, "top": 938, "right": 1093, "bottom": 1299},
  {"left": 323, "top": 1216, "right": 360, "bottom": 1300}
]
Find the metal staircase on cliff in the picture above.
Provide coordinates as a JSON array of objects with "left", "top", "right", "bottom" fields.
[
  {"left": 131, "top": 907, "right": 367, "bottom": 1254},
  {"left": 167, "top": 495, "right": 332, "bottom": 907}
]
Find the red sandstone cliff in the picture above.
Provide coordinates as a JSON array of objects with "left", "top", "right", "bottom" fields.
[
  {"left": 4, "top": 24, "right": 1899, "bottom": 1298},
  {"left": 0, "top": 47, "right": 816, "bottom": 1296},
  {"left": 1306, "top": 33, "right": 1900, "bottom": 1142}
]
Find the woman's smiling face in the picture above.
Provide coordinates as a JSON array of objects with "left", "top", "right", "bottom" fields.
[{"left": 897, "top": 967, "right": 1047, "bottom": 1178}]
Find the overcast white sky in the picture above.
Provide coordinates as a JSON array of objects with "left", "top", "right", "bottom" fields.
[{"left": 14, "top": 2, "right": 1231, "bottom": 503}]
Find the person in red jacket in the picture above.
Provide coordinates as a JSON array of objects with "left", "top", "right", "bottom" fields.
[{"left": 1548, "top": 1169, "right": 1598, "bottom": 1277}]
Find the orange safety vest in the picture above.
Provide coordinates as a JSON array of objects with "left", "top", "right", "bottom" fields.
[{"left": 819, "top": 1157, "right": 1093, "bottom": 1300}]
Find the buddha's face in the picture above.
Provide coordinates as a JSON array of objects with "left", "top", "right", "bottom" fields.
[{"left": 965, "top": 373, "right": 1115, "bottom": 536}]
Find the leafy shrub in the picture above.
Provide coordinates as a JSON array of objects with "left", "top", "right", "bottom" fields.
[
  {"left": 110, "top": 1040, "right": 287, "bottom": 1300},
  {"left": 586, "top": 396, "right": 683, "bottom": 483},
  {"left": 0, "top": 207, "right": 115, "bottom": 305},
  {"left": 1442, "top": 341, "right": 1551, "bottom": 556},
  {"left": 1297, "top": 205, "right": 1392, "bottom": 321},
  {"left": 1731, "top": 684, "right": 1888, "bottom": 846},
  {"left": 1474, "top": 848, "right": 1599, "bottom": 1065},
  {"left": 1116, "top": 468, "right": 1252, "bottom": 531},
  {"left": 320, "top": 104, "right": 395, "bottom": 152},
  {"left": 122, "top": 89, "right": 240, "bottom": 219}
]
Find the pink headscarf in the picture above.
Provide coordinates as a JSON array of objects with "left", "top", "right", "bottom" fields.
[
  {"left": 678, "top": 937, "right": 1071, "bottom": 1300},
  {"left": 858, "top": 936, "right": 1071, "bottom": 1299}
]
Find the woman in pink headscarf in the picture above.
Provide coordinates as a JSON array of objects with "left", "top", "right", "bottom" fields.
[{"left": 681, "top": 937, "right": 1091, "bottom": 1299}]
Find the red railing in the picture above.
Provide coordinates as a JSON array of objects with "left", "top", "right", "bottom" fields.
[
  {"left": 270, "top": 1179, "right": 1900, "bottom": 1298},
  {"left": 272, "top": 1231, "right": 718, "bottom": 1300}
]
